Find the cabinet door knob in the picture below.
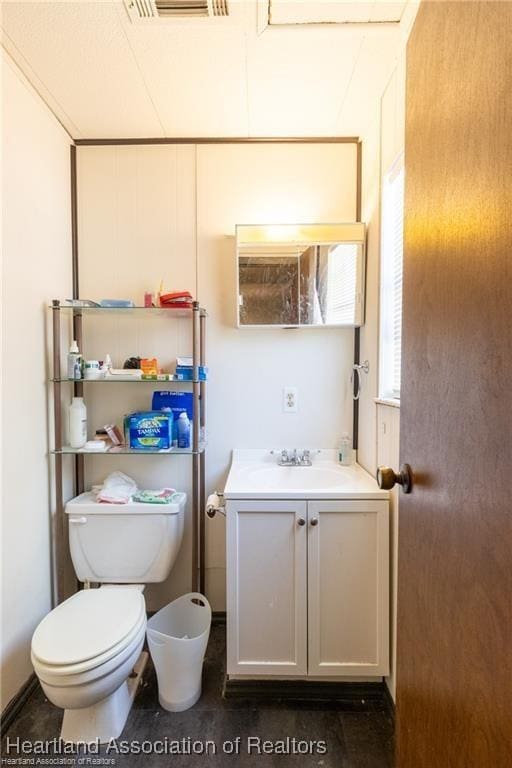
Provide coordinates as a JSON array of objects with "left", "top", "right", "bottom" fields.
[
  {"left": 310, "top": 517, "right": 318, "bottom": 526},
  {"left": 297, "top": 517, "right": 306, "bottom": 526}
]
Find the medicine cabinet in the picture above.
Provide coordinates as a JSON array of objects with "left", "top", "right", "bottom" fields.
[{"left": 236, "top": 223, "right": 365, "bottom": 328}]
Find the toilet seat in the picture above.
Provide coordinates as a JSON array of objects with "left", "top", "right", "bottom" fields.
[
  {"left": 31, "top": 588, "right": 146, "bottom": 675},
  {"left": 32, "top": 610, "right": 146, "bottom": 682}
]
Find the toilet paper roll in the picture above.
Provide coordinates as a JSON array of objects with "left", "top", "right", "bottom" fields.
[{"left": 206, "top": 492, "right": 225, "bottom": 518}]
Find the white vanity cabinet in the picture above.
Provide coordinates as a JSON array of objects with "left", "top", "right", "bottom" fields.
[{"left": 226, "top": 497, "right": 389, "bottom": 679}]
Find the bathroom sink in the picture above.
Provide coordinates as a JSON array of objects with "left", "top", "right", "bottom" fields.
[
  {"left": 224, "top": 449, "right": 388, "bottom": 500},
  {"left": 244, "top": 465, "right": 348, "bottom": 491}
]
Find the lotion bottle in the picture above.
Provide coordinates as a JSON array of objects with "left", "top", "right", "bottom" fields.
[{"left": 69, "top": 397, "right": 87, "bottom": 448}]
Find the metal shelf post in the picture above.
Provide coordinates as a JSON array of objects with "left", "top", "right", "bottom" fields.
[
  {"left": 192, "top": 301, "right": 201, "bottom": 592},
  {"left": 199, "top": 309, "right": 207, "bottom": 594}
]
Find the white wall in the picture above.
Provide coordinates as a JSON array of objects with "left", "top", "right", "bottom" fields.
[
  {"left": 359, "top": 55, "right": 406, "bottom": 701},
  {"left": 76, "top": 142, "right": 358, "bottom": 611},
  {"left": 77, "top": 145, "right": 197, "bottom": 609},
  {"left": 358, "top": 111, "right": 381, "bottom": 475},
  {"left": 377, "top": 401, "right": 400, "bottom": 699},
  {"left": 196, "top": 144, "right": 357, "bottom": 605},
  {"left": 1, "top": 52, "right": 72, "bottom": 711}
]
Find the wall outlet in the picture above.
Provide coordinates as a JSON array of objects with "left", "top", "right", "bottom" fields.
[{"left": 283, "top": 387, "right": 298, "bottom": 413}]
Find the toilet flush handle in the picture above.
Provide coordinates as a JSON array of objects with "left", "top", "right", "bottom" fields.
[{"left": 69, "top": 516, "right": 88, "bottom": 524}]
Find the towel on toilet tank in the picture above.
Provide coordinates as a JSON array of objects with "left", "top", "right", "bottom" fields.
[{"left": 96, "top": 471, "right": 137, "bottom": 504}]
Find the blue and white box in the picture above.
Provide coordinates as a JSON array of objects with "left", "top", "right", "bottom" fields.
[
  {"left": 174, "top": 365, "right": 208, "bottom": 381},
  {"left": 125, "top": 411, "right": 173, "bottom": 450},
  {"left": 152, "top": 392, "right": 194, "bottom": 447}
]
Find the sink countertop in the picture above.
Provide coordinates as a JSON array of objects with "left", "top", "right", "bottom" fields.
[{"left": 224, "top": 449, "right": 389, "bottom": 500}]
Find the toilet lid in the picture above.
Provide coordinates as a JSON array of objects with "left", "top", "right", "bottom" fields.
[{"left": 31, "top": 588, "right": 145, "bottom": 666}]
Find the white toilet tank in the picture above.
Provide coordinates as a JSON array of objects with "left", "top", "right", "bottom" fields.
[{"left": 65, "top": 492, "right": 186, "bottom": 583}]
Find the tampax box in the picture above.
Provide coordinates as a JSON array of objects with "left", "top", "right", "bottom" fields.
[{"left": 125, "top": 411, "right": 173, "bottom": 449}]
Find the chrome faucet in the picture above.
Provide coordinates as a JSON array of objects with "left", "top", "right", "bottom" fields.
[{"left": 278, "top": 449, "right": 312, "bottom": 467}]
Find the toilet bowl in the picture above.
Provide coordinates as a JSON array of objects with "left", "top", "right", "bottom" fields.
[{"left": 31, "top": 586, "right": 147, "bottom": 743}]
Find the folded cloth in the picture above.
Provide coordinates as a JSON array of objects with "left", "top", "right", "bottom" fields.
[
  {"left": 84, "top": 440, "right": 110, "bottom": 452},
  {"left": 133, "top": 488, "right": 177, "bottom": 504},
  {"left": 97, "top": 471, "right": 138, "bottom": 504}
]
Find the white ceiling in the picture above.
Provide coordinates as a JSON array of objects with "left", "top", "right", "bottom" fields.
[{"left": 0, "top": 1, "right": 418, "bottom": 140}]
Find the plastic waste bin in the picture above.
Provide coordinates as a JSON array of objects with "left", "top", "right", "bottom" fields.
[{"left": 147, "top": 592, "right": 211, "bottom": 712}]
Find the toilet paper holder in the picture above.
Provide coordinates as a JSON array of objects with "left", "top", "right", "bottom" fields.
[{"left": 206, "top": 491, "right": 226, "bottom": 519}]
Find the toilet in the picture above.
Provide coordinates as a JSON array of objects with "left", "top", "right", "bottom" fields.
[{"left": 31, "top": 491, "right": 186, "bottom": 744}]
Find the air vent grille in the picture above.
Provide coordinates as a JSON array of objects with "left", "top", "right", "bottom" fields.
[
  {"left": 209, "top": 0, "right": 229, "bottom": 16},
  {"left": 156, "top": 1, "right": 209, "bottom": 16},
  {"left": 124, "top": 0, "right": 228, "bottom": 20},
  {"left": 131, "top": 0, "right": 155, "bottom": 18}
]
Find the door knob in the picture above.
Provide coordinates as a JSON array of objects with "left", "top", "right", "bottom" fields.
[
  {"left": 376, "top": 464, "right": 413, "bottom": 493},
  {"left": 297, "top": 517, "right": 306, "bottom": 526},
  {"left": 310, "top": 518, "right": 318, "bottom": 526}
]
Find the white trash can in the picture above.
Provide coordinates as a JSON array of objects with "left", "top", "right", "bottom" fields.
[{"left": 147, "top": 592, "right": 211, "bottom": 712}]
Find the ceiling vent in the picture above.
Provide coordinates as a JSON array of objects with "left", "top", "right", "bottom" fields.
[{"left": 124, "top": 0, "right": 228, "bottom": 21}]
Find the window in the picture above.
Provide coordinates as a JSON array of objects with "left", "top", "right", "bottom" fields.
[
  {"left": 379, "top": 154, "right": 404, "bottom": 400},
  {"left": 325, "top": 243, "right": 358, "bottom": 325}
]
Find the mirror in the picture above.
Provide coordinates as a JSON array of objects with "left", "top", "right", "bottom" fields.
[{"left": 236, "top": 224, "right": 365, "bottom": 328}]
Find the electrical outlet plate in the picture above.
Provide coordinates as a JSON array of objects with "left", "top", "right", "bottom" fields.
[{"left": 283, "top": 387, "right": 298, "bottom": 413}]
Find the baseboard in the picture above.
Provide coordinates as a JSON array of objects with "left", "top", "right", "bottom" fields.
[
  {"left": 223, "top": 678, "right": 390, "bottom": 710},
  {"left": 382, "top": 681, "right": 396, "bottom": 720},
  {"left": 1, "top": 674, "right": 39, "bottom": 734}
]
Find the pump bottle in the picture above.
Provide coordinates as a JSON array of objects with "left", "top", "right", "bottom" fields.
[{"left": 67, "top": 340, "right": 82, "bottom": 380}]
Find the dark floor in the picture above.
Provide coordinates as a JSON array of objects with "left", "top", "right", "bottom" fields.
[{"left": 2, "top": 623, "right": 394, "bottom": 767}]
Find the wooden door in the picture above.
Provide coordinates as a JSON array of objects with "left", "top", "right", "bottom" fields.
[
  {"left": 226, "top": 500, "right": 307, "bottom": 677},
  {"left": 308, "top": 500, "right": 389, "bottom": 676},
  {"left": 397, "top": 3, "right": 512, "bottom": 766}
]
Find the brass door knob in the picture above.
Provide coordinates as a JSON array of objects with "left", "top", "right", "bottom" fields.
[
  {"left": 376, "top": 464, "right": 413, "bottom": 494},
  {"left": 297, "top": 517, "right": 306, "bottom": 526},
  {"left": 310, "top": 518, "right": 319, "bottom": 526}
]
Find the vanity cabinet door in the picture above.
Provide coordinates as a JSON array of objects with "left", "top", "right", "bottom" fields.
[
  {"left": 307, "top": 500, "right": 389, "bottom": 677},
  {"left": 226, "top": 500, "right": 307, "bottom": 677}
]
